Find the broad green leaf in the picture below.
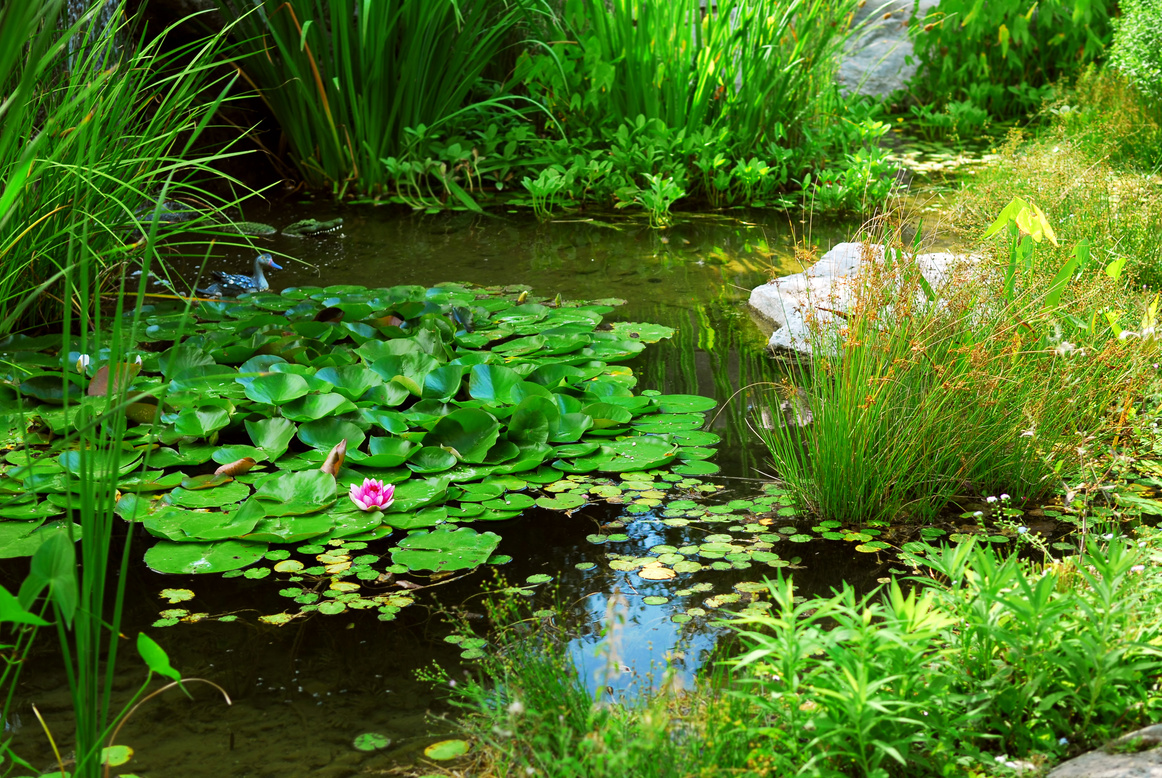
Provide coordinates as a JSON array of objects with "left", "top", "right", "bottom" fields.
[
  {"left": 315, "top": 365, "right": 383, "bottom": 401},
  {"left": 254, "top": 470, "right": 337, "bottom": 511},
  {"left": 173, "top": 406, "right": 231, "bottom": 437},
  {"left": 298, "top": 418, "right": 366, "bottom": 451},
  {"left": 244, "top": 373, "right": 310, "bottom": 404},
  {"left": 246, "top": 417, "right": 297, "bottom": 458},
  {"left": 468, "top": 364, "right": 522, "bottom": 404},
  {"left": 426, "top": 409, "right": 500, "bottom": 463},
  {"left": 281, "top": 394, "right": 357, "bottom": 422}
]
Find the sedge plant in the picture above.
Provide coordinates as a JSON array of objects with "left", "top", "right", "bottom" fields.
[
  {"left": 0, "top": 0, "right": 260, "bottom": 332},
  {"left": 756, "top": 212, "right": 1144, "bottom": 525},
  {"left": 216, "top": 0, "right": 553, "bottom": 200}
]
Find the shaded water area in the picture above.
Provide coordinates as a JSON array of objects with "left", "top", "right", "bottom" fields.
[{"left": 8, "top": 206, "right": 910, "bottom": 776}]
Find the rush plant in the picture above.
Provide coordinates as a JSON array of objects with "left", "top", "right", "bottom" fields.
[
  {"left": 756, "top": 221, "right": 1143, "bottom": 525},
  {"left": 217, "top": 0, "right": 552, "bottom": 199},
  {"left": 0, "top": 0, "right": 255, "bottom": 331}
]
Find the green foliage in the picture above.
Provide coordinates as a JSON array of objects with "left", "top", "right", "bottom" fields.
[
  {"left": 224, "top": 0, "right": 895, "bottom": 218},
  {"left": 1109, "top": 0, "right": 1162, "bottom": 104},
  {"left": 757, "top": 222, "right": 1144, "bottom": 524},
  {"left": 732, "top": 536, "right": 1162, "bottom": 771},
  {"left": 949, "top": 105, "right": 1162, "bottom": 287},
  {"left": 430, "top": 535, "right": 1162, "bottom": 775},
  {"left": 908, "top": 0, "right": 1114, "bottom": 118},
  {"left": 0, "top": 283, "right": 715, "bottom": 628},
  {"left": 218, "top": 0, "right": 551, "bottom": 198},
  {"left": 523, "top": 0, "right": 857, "bottom": 149},
  {"left": 428, "top": 593, "right": 754, "bottom": 777}
]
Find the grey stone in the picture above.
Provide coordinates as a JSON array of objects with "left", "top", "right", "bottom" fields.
[
  {"left": 1047, "top": 750, "right": 1162, "bottom": 778},
  {"left": 1047, "top": 724, "right": 1162, "bottom": 778},
  {"left": 837, "top": 0, "right": 942, "bottom": 97}
]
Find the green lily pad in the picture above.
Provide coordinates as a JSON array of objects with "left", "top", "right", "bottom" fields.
[
  {"left": 166, "top": 482, "right": 250, "bottom": 509},
  {"left": 424, "top": 739, "right": 470, "bottom": 761},
  {"left": 390, "top": 527, "right": 501, "bottom": 572},
  {"left": 254, "top": 470, "right": 337, "bottom": 515},
  {"left": 143, "top": 540, "right": 267, "bottom": 574},
  {"left": 244, "top": 372, "right": 310, "bottom": 404},
  {"left": 298, "top": 418, "right": 366, "bottom": 451}
]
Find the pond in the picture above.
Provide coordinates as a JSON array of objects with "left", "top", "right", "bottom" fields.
[{"left": 8, "top": 204, "right": 916, "bottom": 776}]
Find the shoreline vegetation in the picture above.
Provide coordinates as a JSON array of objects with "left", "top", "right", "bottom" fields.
[{"left": 2, "top": 0, "right": 1161, "bottom": 776}]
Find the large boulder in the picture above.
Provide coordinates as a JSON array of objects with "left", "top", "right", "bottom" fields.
[
  {"left": 837, "top": 0, "right": 942, "bottom": 98},
  {"left": 748, "top": 242, "right": 971, "bottom": 355},
  {"left": 1047, "top": 724, "right": 1162, "bottom": 777}
]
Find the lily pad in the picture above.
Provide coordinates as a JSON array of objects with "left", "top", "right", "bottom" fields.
[
  {"left": 390, "top": 527, "right": 501, "bottom": 572},
  {"left": 143, "top": 540, "right": 267, "bottom": 574}
]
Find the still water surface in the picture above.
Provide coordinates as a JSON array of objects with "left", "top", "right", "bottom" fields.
[{"left": 12, "top": 205, "right": 902, "bottom": 776}]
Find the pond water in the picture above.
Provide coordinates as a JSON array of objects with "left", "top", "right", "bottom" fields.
[{"left": 8, "top": 204, "right": 915, "bottom": 776}]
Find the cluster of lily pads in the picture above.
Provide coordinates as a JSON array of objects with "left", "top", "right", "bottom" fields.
[{"left": 0, "top": 282, "right": 727, "bottom": 624}]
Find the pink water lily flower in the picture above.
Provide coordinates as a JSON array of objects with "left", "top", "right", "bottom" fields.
[{"left": 349, "top": 478, "right": 395, "bottom": 511}]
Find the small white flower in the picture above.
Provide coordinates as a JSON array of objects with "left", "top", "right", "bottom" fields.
[
  {"left": 76, "top": 354, "right": 91, "bottom": 372},
  {"left": 1017, "top": 526, "right": 1028, "bottom": 534},
  {"left": 1103, "top": 533, "right": 1115, "bottom": 541},
  {"left": 1131, "top": 565, "right": 1145, "bottom": 572},
  {"left": 1058, "top": 736, "right": 1069, "bottom": 745},
  {"left": 986, "top": 496, "right": 998, "bottom": 504},
  {"left": 974, "top": 511, "right": 984, "bottom": 518},
  {"left": 1054, "top": 341, "right": 1075, "bottom": 357},
  {"left": 1000, "top": 493, "right": 1010, "bottom": 501}
]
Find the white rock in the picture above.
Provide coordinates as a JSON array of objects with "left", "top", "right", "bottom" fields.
[{"left": 748, "top": 241, "right": 975, "bottom": 355}]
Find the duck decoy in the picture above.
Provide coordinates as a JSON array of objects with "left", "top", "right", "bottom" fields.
[{"left": 197, "top": 253, "right": 282, "bottom": 297}]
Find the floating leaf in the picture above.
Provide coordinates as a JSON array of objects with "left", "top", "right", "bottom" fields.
[
  {"left": 390, "top": 527, "right": 501, "bottom": 572},
  {"left": 244, "top": 372, "right": 310, "bottom": 404},
  {"left": 353, "top": 733, "right": 391, "bottom": 752},
  {"left": 424, "top": 740, "right": 470, "bottom": 761},
  {"left": 143, "top": 540, "right": 267, "bottom": 574}
]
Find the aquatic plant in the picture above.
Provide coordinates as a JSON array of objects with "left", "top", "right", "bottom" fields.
[
  {"left": 521, "top": 0, "right": 858, "bottom": 154},
  {"left": 0, "top": 282, "right": 719, "bottom": 627},
  {"left": 756, "top": 219, "right": 1145, "bottom": 524},
  {"left": 0, "top": 0, "right": 258, "bottom": 331},
  {"left": 430, "top": 532, "right": 1162, "bottom": 775},
  {"left": 350, "top": 477, "right": 395, "bottom": 511}
]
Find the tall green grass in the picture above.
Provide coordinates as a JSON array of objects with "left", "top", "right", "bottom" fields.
[
  {"left": 217, "top": 0, "right": 552, "bottom": 198},
  {"left": 756, "top": 227, "right": 1141, "bottom": 525},
  {"left": 0, "top": 0, "right": 256, "bottom": 331},
  {"left": 522, "top": 0, "right": 860, "bottom": 154},
  {"left": 1, "top": 2, "right": 240, "bottom": 773},
  {"left": 425, "top": 534, "right": 1162, "bottom": 776}
]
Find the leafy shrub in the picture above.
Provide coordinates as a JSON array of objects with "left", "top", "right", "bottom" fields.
[
  {"left": 430, "top": 535, "right": 1162, "bottom": 775},
  {"left": 1108, "top": 0, "right": 1162, "bottom": 107},
  {"left": 732, "top": 536, "right": 1162, "bottom": 772},
  {"left": 908, "top": 0, "right": 1114, "bottom": 118}
]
